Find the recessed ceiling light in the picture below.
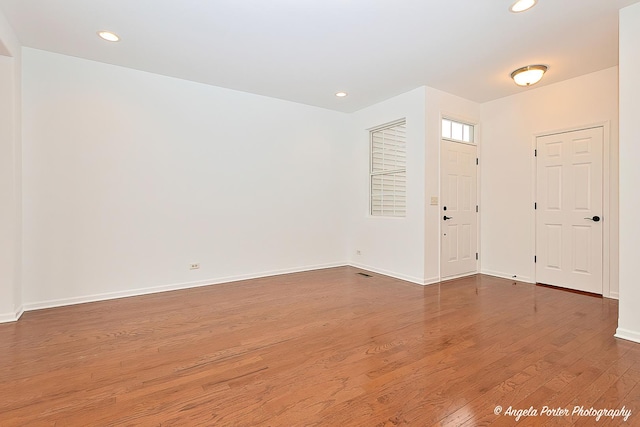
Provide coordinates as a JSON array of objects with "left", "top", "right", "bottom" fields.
[
  {"left": 510, "top": 0, "right": 537, "bottom": 13},
  {"left": 335, "top": 92, "right": 348, "bottom": 98},
  {"left": 97, "top": 31, "right": 120, "bottom": 42},
  {"left": 510, "top": 64, "right": 548, "bottom": 86}
]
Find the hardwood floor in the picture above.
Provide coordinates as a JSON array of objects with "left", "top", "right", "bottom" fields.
[{"left": 0, "top": 267, "right": 638, "bottom": 426}]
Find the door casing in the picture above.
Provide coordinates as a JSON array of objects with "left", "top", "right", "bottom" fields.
[{"left": 532, "top": 122, "right": 614, "bottom": 297}]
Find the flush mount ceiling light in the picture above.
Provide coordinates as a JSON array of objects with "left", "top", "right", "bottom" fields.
[
  {"left": 97, "top": 31, "right": 120, "bottom": 42},
  {"left": 510, "top": 0, "right": 537, "bottom": 13},
  {"left": 335, "top": 92, "right": 348, "bottom": 98},
  {"left": 510, "top": 64, "right": 548, "bottom": 86}
]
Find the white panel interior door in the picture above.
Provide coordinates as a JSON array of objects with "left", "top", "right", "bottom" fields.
[
  {"left": 441, "top": 141, "right": 478, "bottom": 279},
  {"left": 536, "top": 127, "right": 603, "bottom": 294}
]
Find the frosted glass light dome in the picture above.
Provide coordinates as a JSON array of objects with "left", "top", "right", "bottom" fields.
[{"left": 511, "top": 65, "right": 548, "bottom": 86}]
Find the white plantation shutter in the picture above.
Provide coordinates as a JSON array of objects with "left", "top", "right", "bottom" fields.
[{"left": 370, "top": 120, "right": 406, "bottom": 217}]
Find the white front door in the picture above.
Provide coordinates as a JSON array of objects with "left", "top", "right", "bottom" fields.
[
  {"left": 441, "top": 141, "right": 478, "bottom": 279},
  {"left": 536, "top": 127, "right": 604, "bottom": 294}
]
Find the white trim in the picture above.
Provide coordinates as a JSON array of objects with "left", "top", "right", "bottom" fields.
[
  {"left": 349, "top": 262, "right": 425, "bottom": 286},
  {"left": 440, "top": 272, "right": 478, "bottom": 282},
  {"left": 532, "top": 123, "right": 607, "bottom": 138},
  {"left": 15, "top": 263, "right": 433, "bottom": 320},
  {"left": 476, "top": 121, "right": 482, "bottom": 283},
  {"left": 614, "top": 328, "right": 640, "bottom": 344},
  {"left": 367, "top": 118, "right": 406, "bottom": 132},
  {"left": 423, "top": 276, "right": 441, "bottom": 286},
  {"left": 0, "top": 306, "right": 24, "bottom": 323},
  {"left": 22, "top": 262, "right": 346, "bottom": 313},
  {"left": 481, "top": 269, "right": 535, "bottom": 284},
  {"left": 532, "top": 122, "right": 612, "bottom": 296},
  {"left": 8, "top": 265, "right": 606, "bottom": 323},
  {"left": 602, "top": 122, "right": 612, "bottom": 298},
  {"left": 530, "top": 135, "right": 538, "bottom": 282},
  {"left": 439, "top": 139, "right": 479, "bottom": 148}
]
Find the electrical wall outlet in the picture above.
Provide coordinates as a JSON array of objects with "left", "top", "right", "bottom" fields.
[{"left": 189, "top": 263, "right": 200, "bottom": 270}]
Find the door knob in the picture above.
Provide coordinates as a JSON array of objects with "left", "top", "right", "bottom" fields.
[
  {"left": 443, "top": 215, "right": 453, "bottom": 221},
  {"left": 584, "top": 215, "right": 601, "bottom": 222}
]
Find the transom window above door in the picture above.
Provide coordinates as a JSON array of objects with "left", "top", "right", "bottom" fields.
[{"left": 442, "top": 118, "right": 474, "bottom": 144}]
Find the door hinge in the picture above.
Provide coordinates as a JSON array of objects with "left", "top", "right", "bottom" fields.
[
  {"left": 476, "top": 205, "right": 479, "bottom": 213},
  {"left": 534, "top": 149, "right": 537, "bottom": 157},
  {"left": 534, "top": 255, "right": 537, "bottom": 263},
  {"left": 476, "top": 253, "right": 479, "bottom": 260},
  {"left": 534, "top": 202, "right": 537, "bottom": 210},
  {"left": 476, "top": 158, "right": 479, "bottom": 165}
]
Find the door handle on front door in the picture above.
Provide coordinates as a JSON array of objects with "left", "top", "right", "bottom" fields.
[
  {"left": 584, "top": 216, "right": 601, "bottom": 222},
  {"left": 443, "top": 216, "right": 453, "bottom": 221}
]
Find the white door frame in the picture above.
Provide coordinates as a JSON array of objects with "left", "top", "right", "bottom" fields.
[
  {"left": 531, "top": 122, "right": 613, "bottom": 297},
  {"left": 439, "top": 113, "right": 481, "bottom": 281}
]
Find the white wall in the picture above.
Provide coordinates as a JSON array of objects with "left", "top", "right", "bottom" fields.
[
  {"left": 480, "top": 67, "right": 619, "bottom": 296},
  {"left": 21, "top": 48, "right": 350, "bottom": 309},
  {"left": 348, "top": 87, "right": 427, "bottom": 284},
  {"left": 0, "top": 10, "right": 22, "bottom": 322},
  {"left": 424, "top": 87, "right": 480, "bottom": 283},
  {"left": 7, "top": 29, "right": 626, "bottom": 316},
  {"left": 616, "top": 3, "right": 640, "bottom": 343},
  {"left": 347, "top": 86, "right": 480, "bottom": 285}
]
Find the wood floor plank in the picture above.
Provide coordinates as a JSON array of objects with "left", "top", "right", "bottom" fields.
[{"left": 0, "top": 267, "right": 638, "bottom": 426}]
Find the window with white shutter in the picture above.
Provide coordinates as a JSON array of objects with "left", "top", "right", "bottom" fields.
[{"left": 370, "top": 120, "right": 406, "bottom": 217}]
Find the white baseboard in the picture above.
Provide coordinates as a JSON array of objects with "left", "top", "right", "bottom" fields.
[
  {"left": 481, "top": 269, "right": 534, "bottom": 284},
  {"left": 440, "top": 272, "right": 479, "bottom": 282},
  {"left": 348, "top": 262, "right": 425, "bottom": 286},
  {"left": 423, "top": 276, "right": 441, "bottom": 286},
  {"left": 8, "top": 264, "right": 549, "bottom": 323},
  {"left": 607, "top": 291, "right": 619, "bottom": 300},
  {"left": 614, "top": 328, "right": 640, "bottom": 344},
  {"left": 22, "top": 262, "right": 347, "bottom": 313},
  {"left": 0, "top": 306, "right": 24, "bottom": 323}
]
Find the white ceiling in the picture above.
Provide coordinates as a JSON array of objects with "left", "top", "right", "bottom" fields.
[{"left": 0, "top": 0, "right": 638, "bottom": 112}]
